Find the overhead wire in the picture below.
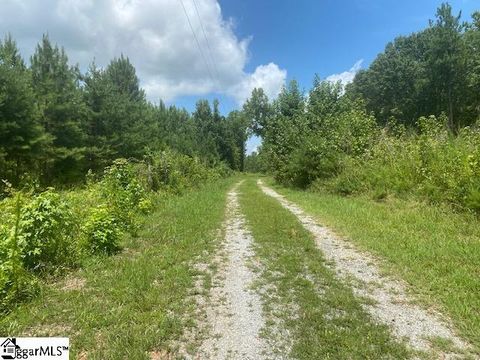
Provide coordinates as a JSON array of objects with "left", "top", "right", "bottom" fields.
[
  {"left": 191, "top": 0, "right": 220, "bottom": 83},
  {"left": 178, "top": 0, "right": 216, "bottom": 85}
]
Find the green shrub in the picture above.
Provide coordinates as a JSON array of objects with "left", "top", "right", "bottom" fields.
[
  {"left": 0, "top": 195, "right": 38, "bottom": 313},
  {"left": 138, "top": 197, "right": 154, "bottom": 214},
  {"left": 145, "top": 150, "right": 230, "bottom": 194},
  {"left": 210, "top": 161, "right": 233, "bottom": 179},
  {"left": 82, "top": 206, "right": 121, "bottom": 255},
  {"left": 0, "top": 153, "right": 230, "bottom": 311},
  {"left": 269, "top": 107, "right": 378, "bottom": 188},
  {"left": 323, "top": 158, "right": 366, "bottom": 195},
  {"left": 284, "top": 137, "right": 343, "bottom": 188},
  {"left": 318, "top": 115, "right": 480, "bottom": 211},
  {"left": 100, "top": 159, "right": 147, "bottom": 232},
  {"left": 18, "top": 189, "right": 76, "bottom": 271}
]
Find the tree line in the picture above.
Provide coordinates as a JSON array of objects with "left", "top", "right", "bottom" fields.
[
  {"left": 243, "top": 3, "right": 480, "bottom": 212},
  {"left": 0, "top": 34, "right": 247, "bottom": 190},
  {"left": 348, "top": 3, "right": 480, "bottom": 130}
]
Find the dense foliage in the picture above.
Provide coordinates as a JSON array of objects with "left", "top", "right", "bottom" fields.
[
  {"left": 2, "top": 1, "right": 479, "bottom": 313},
  {"left": 0, "top": 152, "right": 229, "bottom": 313},
  {"left": 246, "top": 4, "right": 480, "bottom": 213},
  {"left": 0, "top": 35, "right": 246, "bottom": 192},
  {"left": 347, "top": 4, "right": 480, "bottom": 130}
]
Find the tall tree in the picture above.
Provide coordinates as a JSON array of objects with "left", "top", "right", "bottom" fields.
[
  {"left": 464, "top": 11, "right": 480, "bottom": 121},
  {"left": 0, "top": 35, "right": 49, "bottom": 184},
  {"left": 347, "top": 32, "right": 429, "bottom": 126},
  {"left": 30, "top": 34, "right": 87, "bottom": 183},
  {"left": 275, "top": 79, "right": 305, "bottom": 118},
  {"left": 347, "top": 3, "right": 473, "bottom": 130},
  {"left": 83, "top": 62, "right": 116, "bottom": 170},
  {"left": 85, "top": 56, "right": 153, "bottom": 162},
  {"left": 105, "top": 55, "right": 145, "bottom": 102},
  {"left": 222, "top": 110, "right": 248, "bottom": 171},
  {"left": 425, "top": 3, "right": 467, "bottom": 129},
  {"left": 308, "top": 77, "right": 344, "bottom": 124},
  {"left": 243, "top": 88, "right": 272, "bottom": 136},
  {"left": 193, "top": 100, "right": 219, "bottom": 162}
]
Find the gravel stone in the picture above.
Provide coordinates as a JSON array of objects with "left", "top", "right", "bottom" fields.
[
  {"left": 196, "top": 182, "right": 273, "bottom": 359},
  {"left": 258, "top": 179, "right": 470, "bottom": 356}
]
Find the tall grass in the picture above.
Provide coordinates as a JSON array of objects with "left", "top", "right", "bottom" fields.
[
  {"left": 276, "top": 111, "right": 480, "bottom": 212},
  {"left": 299, "top": 114, "right": 480, "bottom": 212}
]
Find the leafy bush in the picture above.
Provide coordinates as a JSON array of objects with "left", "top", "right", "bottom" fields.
[
  {"left": 100, "top": 159, "right": 147, "bottom": 232},
  {"left": 320, "top": 115, "right": 480, "bottom": 211},
  {"left": 0, "top": 152, "right": 230, "bottom": 311},
  {"left": 0, "top": 195, "right": 38, "bottom": 313},
  {"left": 18, "top": 189, "right": 77, "bottom": 271},
  {"left": 145, "top": 150, "right": 231, "bottom": 194},
  {"left": 284, "top": 137, "right": 343, "bottom": 188},
  {"left": 82, "top": 206, "right": 121, "bottom": 255},
  {"left": 269, "top": 107, "right": 378, "bottom": 188}
]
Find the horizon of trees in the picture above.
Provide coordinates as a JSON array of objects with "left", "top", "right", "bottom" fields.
[
  {"left": 242, "top": 3, "right": 480, "bottom": 206},
  {"left": 243, "top": 3, "right": 480, "bottom": 155},
  {"left": 0, "top": 34, "right": 248, "bottom": 190},
  {"left": 347, "top": 3, "right": 480, "bottom": 131},
  {"left": 2, "top": 2, "right": 480, "bottom": 190}
]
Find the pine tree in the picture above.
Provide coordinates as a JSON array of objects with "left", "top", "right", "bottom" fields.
[
  {"left": 0, "top": 35, "right": 49, "bottom": 184},
  {"left": 30, "top": 34, "right": 87, "bottom": 183}
]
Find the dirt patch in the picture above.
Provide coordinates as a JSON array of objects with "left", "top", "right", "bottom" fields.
[
  {"left": 172, "top": 240, "right": 223, "bottom": 357},
  {"left": 77, "top": 351, "right": 88, "bottom": 360},
  {"left": 258, "top": 180, "right": 471, "bottom": 357},
  {"left": 149, "top": 350, "right": 175, "bottom": 360},
  {"left": 25, "top": 324, "right": 72, "bottom": 337},
  {"left": 60, "top": 276, "right": 86, "bottom": 291}
]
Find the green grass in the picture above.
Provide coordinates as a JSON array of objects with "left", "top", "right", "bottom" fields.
[
  {"left": 239, "top": 178, "right": 411, "bottom": 359},
  {"left": 0, "top": 177, "right": 237, "bottom": 359},
  {"left": 266, "top": 177, "right": 480, "bottom": 353}
]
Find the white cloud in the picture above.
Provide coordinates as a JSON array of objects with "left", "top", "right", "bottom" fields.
[
  {"left": 326, "top": 59, "right": 363, "bottom": 87},
  {"left": 0, "top": 0, "right": 286, "bottom": 104},
  {"left": 230, "top": 62, "right": 287, "bottom": 105}
]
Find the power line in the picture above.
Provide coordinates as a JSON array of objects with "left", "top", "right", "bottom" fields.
[
  {"left": 178, "top": 0, "right": 216, "bottom": 85},
  {"left": 191, "top": 0, "right": 220, "bottom": 82}
]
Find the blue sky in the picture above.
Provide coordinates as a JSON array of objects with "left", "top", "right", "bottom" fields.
[{"left": 220, "top": 0, "right": 478, "bottom": 92}]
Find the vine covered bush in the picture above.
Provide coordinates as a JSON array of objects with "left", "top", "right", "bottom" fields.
[
  {"left": 18, "top": 190, "right": 76, "bottom": 272},
  {"left": 100, "top": 159, "right": 148, "bottom": 233},
  {"left": 0, "top": 193, "right": 39, "bottom": 312},
  {"left": 144, "top": 150, "right": 231, "bottom": 194}
]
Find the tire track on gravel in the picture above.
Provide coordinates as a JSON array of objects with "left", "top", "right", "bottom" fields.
[
  {"left": 196, "top": 181, "right": 273, "bottom": 359},
  {"left": 258, "top": 179, "right": 470, "bottom": 357}
]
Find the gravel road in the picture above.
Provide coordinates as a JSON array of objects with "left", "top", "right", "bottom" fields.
[
  {"left": 196, "top": 182, "right": 272, "bottom": 359},
  {"left": 258, "top": 179, "right": 470, "bottom": 357}
]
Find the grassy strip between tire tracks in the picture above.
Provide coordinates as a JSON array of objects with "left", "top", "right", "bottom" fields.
[{"left": 240, "top": 178, "right": 411, "bottom": 359}]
